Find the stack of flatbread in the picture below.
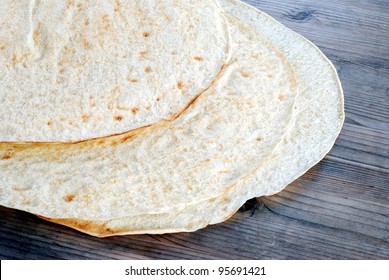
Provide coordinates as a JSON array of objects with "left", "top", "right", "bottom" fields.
[{"left": 0, "top": 0, "right": 344, "bottom": 237}]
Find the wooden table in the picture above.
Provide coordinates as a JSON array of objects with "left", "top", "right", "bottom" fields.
[{"left": 1, "top": 0, "right": 388, "bottom": 259}]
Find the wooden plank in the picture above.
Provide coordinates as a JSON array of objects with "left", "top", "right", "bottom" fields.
[
  {"left": 245, "top": 0, "right": 389, "bottom": 60},
  {"left": 1, "top": 0, "right": 388, "bottom": 260},
  {"left": 1, "top": 202, "right": 388, "bottom": 260}
]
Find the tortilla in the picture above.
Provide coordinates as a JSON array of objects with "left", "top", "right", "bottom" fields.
[
  {"left": 39, "top": 0, "right": 344, "bottom": 237},
  {"left": 0, "top": 0, "right": 231, "bottom": 142},
  {"left": 0, "top": 13, "right": 297, "bottom": 220}
]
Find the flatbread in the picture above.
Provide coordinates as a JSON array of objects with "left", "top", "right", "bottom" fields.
[
  {"left": 0, "top": 0, "right": 231, "bottom": 142},
  {"left": 40, "top": 0, "right": 344, "bottom": 237},
  {"left": 0, "top": 13, "right": 297, "bottom": 220}
]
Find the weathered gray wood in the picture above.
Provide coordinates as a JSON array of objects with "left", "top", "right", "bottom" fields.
[{"left": 1, "top": 0, "right": 388, "bottom": 259}]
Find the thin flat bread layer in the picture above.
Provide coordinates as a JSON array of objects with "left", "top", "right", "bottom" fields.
[
  {"left": 0, "top": 14, "right": 297, "bottom": 220},
  {"left": 41, "top": 0, "right": 344, "bottom": 237},
  {"left": 0, "top": 0, "right": 230, "bottom": 142}
]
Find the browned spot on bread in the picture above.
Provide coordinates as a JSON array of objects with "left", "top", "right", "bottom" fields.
[
  {"left": 2, "top": 149, "right": 14, "bottom": 160},
  {"left": 142, "top": 32, "right": 150, "bottom": 38},
  {"left": 11, "top": 53, "right": 19, "bottom": 65},
  {"left": 66, "top": 0, "right": 75, "bottom": 8},
  {"left": 82, "top": 115, "right": 89, "bottom": 122},
  {"left": 222, "top": 197, "right": 231, "bottom": 203},
  {"left": 194, "top": 56, "right": 204, "bottom": 61},
  {"left": 101, "top": 15, "right": 110, "bottom": 30},
  {"left": 131, "top": 108, "right": 139, "bottom": 115},
  {"left": 102, "top": 15, "right": 109, "bottom": 23},
  {"left": 144, "top": 66, "right": 152, "bottom": 73},
  {"left": 114, "top": 115, "right": 123, "bottom": 121},
  {"left": 156, "top": 97, "right": 161, "bottom": 101},
  {"left": 267, "top": 73, "right": 273, "bottom": 78},
  {"left": 145, "top": 106, "right": 151, "bottom": 110},
  {"left": 278, "top": 94, "right": 285, "bottom": 101},
  {"left": 186, "top": 222, "right": 194, "bottom": 229},
  {"left": 33, "top": 31, "right": 39, "bottom": 43},
  {"left": 84, "top": 18, "right": 90, "bottom": 26},
  {"left": 129, "top": 78, "right": 138, "bottom": 83},
  {"left": 23, "top": 200, "right": 31, "bottom": 205},
  {"left": 13, "top": 186, "right": 30, "bottom": 191},
  {"left": 82, "top": 38, "right": 91, "bottom": 50},
  {"left": 256, "top": 137, "right": 262, "bottom": 141},
  {"left": 0, "top": 42, "right": 7, "bottom": 51},
  {"left": 58, "top": 68, "right": 65, "bottom": 74},
  {"left": 114, "top": 0, "right": 122, "bottom": 13},
  {"left": 240, "top": 71, "right": 249, "bottom": 78},
  {"left": 121, "top": 134, "right": 134, "bottom": 142},
  {"left": 64, "top": 194, "right": 75, "bottom": 203},
  {"left": 2, "top": 154, "right": 11, "bottom": 160},
  {"left": 139, "top": 50, "right": 148, "bottom": 59},
  {"left": 37, "top": 216, "right": 118, "bottom": 237},
  {"left": 89, "top": 96, "right": 96, "bottom": 107},
  {"left": 47, "top": 121, "right": 52, "bottom": 126},
  {"left": 177, "top": 81, "right": 184, "bottom": 90}
]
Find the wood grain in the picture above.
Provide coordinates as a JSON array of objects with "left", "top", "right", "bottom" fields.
[{"left": 1, "top": 0, "right": 388, "bottom": 259}]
